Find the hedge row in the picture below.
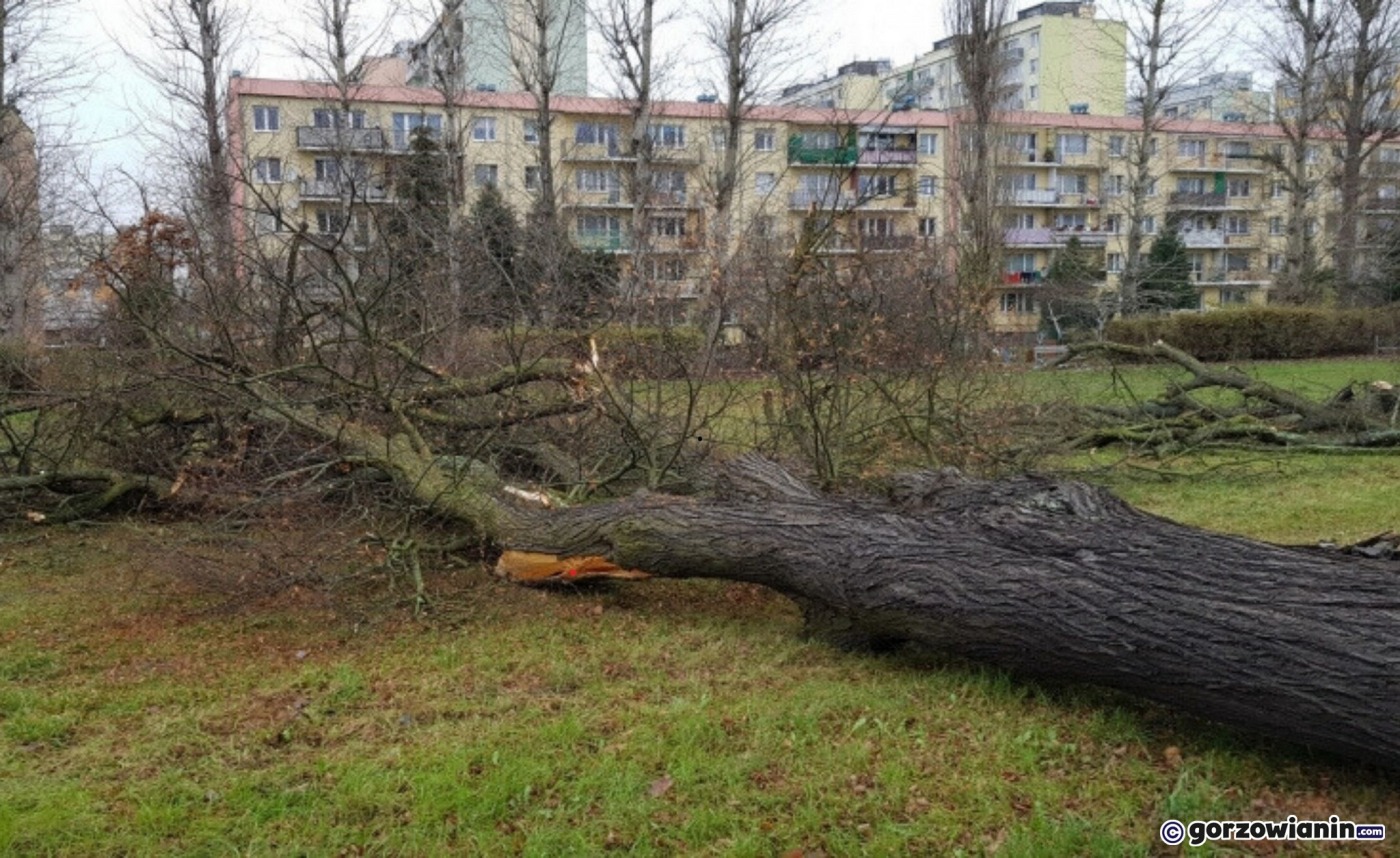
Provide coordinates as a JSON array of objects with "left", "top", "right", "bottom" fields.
[{"left": 1104, "top": 306, "right": 1400, "bottom": 361}]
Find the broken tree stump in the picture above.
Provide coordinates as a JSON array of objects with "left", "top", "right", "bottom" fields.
[{"left": 500, "top": 456, "right": 1400, "bottom": 770}]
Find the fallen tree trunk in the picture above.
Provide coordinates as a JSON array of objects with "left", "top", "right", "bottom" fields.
[{"left": 500, "top": 456, "right": 1400, "bottom": 771}]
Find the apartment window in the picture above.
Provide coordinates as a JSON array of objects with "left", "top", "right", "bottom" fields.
[
  {"left": 1268, "top": 253, "right": 1284, "bottom": 272},
  {"left": 1146, "top": 179, "right": 1157, "bottom": 197},
  {"left": 253, "top": 105, "right": 280, "bottom": 132},
  {"left": 755, "top": 171, "right": 776, "bottom": 193},
  {"left": 314, "top": 158, "right": 340, "bottom": 182},
  {"left": 797, "top": 130, "right": 839, "bottom": 150},
  {"left": 918, "top": 133, "right": 939, "bottom": 155},
  {"left": 1005, "top": 212, "right": 1035, "bottom": 229},
  {"left": 253, "top": 157, "right": 282, "bottom": 183},
  {"left": 1269, "top": 216, "right": 1284, "bottom": 235},
  {"left": 1272, "top": 181, "right": 1286, "bottom": 198},
  {"left": 1058, "top": 174, "right": 1088, "bottom": 195},
  {"left": 471, "top": 117, "right": 498, "bottom": 142},
  {"left": 1054, "top": 212, "right": 1087, "bottom": 230},
  {"left": 1178, "top": 139, "right": 1206, "bottom": 158},
  {"left": 1226, "top": 252, "right": 1251, "bottom": 271},
  {"left": 1108, "top": 136, "right": 1125, "bottom": 157},
  {"left": 524, "top": 166, "right": 541, "bottom": 191},
  {"left": 1028, "top": 85, "right": 1038, "bottom": 100},
  {"left": 255, "top": 205, "right": 283, "bottom": 234},
  {"left": 710, "top": 128, "right": 728, "bottom": 151},
  {"left": 1057, "top": 134, "right": 1089, "bottom": 155},
  {"left": 1107, "top": 252, "right": 1123, "bottom": 273},
  {"left": 754, "top": 215, "right": 774, "bottom": 237},
  {"left": 1028, "top": 30, "right": 1040, "bottom": 47},
  {"left": 1105, "top": 215, "right": 1122, "bottom": 233},
  {"left": 651, "top": 258, "right": 687, "bottom": 281},
  {"left": 1000, "top": 292, "right": 1035, "bottom": 313},
  {"left": 858, "top": 217, "right": 895, "bottom": 237},
  {"left": 1106, "top": 174, "right": 1125, "bottom": 196},
  {"left": 576, "top": 169, "right": 618, "bottom": 192},
  {"left": 651, "top": 216, "right": 686, "bottom": 238},
  {"left": 1226, "top": 216, "right": 1250, "bottom": 235},
  {"left": 577, "top": 214, "right": 621, "bottom": 235},
  {"left": 1028, "top": 59, "right": 1038, "bottom": 74},
  {"left": 649, "top": 123, "right": 686, "bottom": 148},
  {"left": 1381, "top": 148, "right": 1400, "bottom": 163},
  {"left": 1306, "top": 146, "right": 1319, "bottom": 164},
  {"left": 523, "top": 120, "right": 539, "bottom": 144},
  {"left": 392, "top": 113, "right": 442, "bottom": 148},
  {"left": 918, "top": 175, "right": 938, "bottom": 197},
  {"left": 1224, "top": 141, "right": 1251, "bottom": 157},
  {"left": 754, "top": 128, "right": 775, "bottom": 151},
  {"left": 919, "top": 217, "right": 937, "bottom": 237},
  {"left": 316, "top": 210, "right": 345, "bottom": 235},
  {"left": 1006, "top": 252, "right": 1036, "bottom": 272},
  {"left": 575, "top": 122, "right": 619, "bottom": 147},
  {"left": 1177, "top": 177, "right": 1206, "bottom": 194},
  {"left": 312, "top": 108, "right": 365, "bottom": 128},
  {"left": 1228, "top": 178, "right": 1251, "bottom": 197},
  {"left": 1141, "top": 215, "right": 1157, "bottom": 235},
  {"left": 474, "top": 164, "right": 498, "bottom": 188},
  {"left": 858, "top": 174, "right": 898, "bottom": 197}
]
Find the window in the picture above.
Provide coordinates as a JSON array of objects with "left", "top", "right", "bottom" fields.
[
  {"left": 253, "top": 105, "right": 280, "bottom": 132},
  {"left": 524, "top": 166, "right": 541, "bottom": 191},
  {"left": 857, "top": 217, "right": 895, "bottom": 238},
  {"left": 711, "top": 128, "right": 727, "bottom": 150},
  {"left": 1107, "top": 252, "right": 1123, "bottom": 273},
  {"left": 1146, "top": 179, "right": 1157, "bottom": 197},
  {"left": 1141, "top": 215, "right": 1157, "bottom": 235},
  {"left": 1272, "top": 181, "right": 1286, "bottom": 198},
  {"left": 1057, "top": 134, "right": 1088, "bottom": 155},
  {"left": 918, "top": 175, "right": 938, "bottom": 197},
  {"left": 471, "top": 117, "right": 497, "bottom": 142},
  {"left": 1106, "top": 174, "right": 1125, "bottom": 196},
  {"left": 1108, "top": 135, "right": 1125, "bottom": 157},
  {"left": 652, "top": 216, "right": 686, "bottom": 237},
  {"left": 797, "top": 130, "right": 838, "bottom": 150},
  {"left": 755, "top": 172, "right": 776, "bottom": 193},
  {"left": 918, "top": 133, "right": 938, "bottom": 155},
  {"left": 651, "top": 258, "right": 688, "bottom": 281},
  {"left": 1306, "top": 146, "right": 1319, "bottom": 164},
  {"left": 1381, "top": 148, "right": 1400, "bottom": 163},
  {"left": 919, "top": 217, "right": 937, "bottom": 237},
  {"left": 1054, "top": 212, "right": 1087, "bottom": 230},
  {"left": 314, "top": 157, "right": 340, "bottom": 182},
  {"left": 1223, "top": 112, "right": 1246, "bottom": 123},
  {"left": 1225, "top": 252, "right": 1251, "bottom": 271},
  {"left": 754, "top": 215, "right": 774, "bottom": 237},
  {"left": 1000, "top": 292, "right": 1035, "bottom": 313},
  {"left": 576, "top": 169, "right": 619, "bottom": 193},
  {"left": 1224, "top": 141, "right": 1251, "bottom": 157},
  {"left": 575, "top": 122, "right": 619, "bottom": 147},
  {"left": 1177, "top": 177, "right": 1206, "bottom": 194},
  {"left": 474, "top": 164, "right": 498, "bottom": 188},
  {"left": 1029, "top": 59, "right": 1038, "bottom": 74},
  {"left": 1226, "top": 216, "right": 1250, "bottom": 235},
  {"left": 316, "top": 210, "right": 345, "bottom": 235},
  {"left": 649, "top": 123, "right": 686, "bottom": 148},
  {"left": 858, "top": 174, "right": 898, "bottom": 197},
  {"left": 392, "top": 113, "right": 442, "bottom": 148},
  {"left": 1105, "top": 215, "right": 1122, "bottom": 233},
  {"left": 754, "top": 128, "right": 775, "bottom": 151},
  {"left": 524, "top": 120, "right": 539, "bottom": 144},
  {"left": 1228, "top": 178, "right": 1251, "bottom": 197},
  {"left": 312, "top": 108, "right": 366, "bottom": 128},
  {"left": 1006, "top": 252, "right": 1036, "bottom": 272},
  {"left": 253, "top": 157, "right": 282, "bottom": 183},
  {"left": 1028, "top": 85, "right": 1038, "bottom": 100},
  {"left": 1268, "top": 253, "right": 1284, "bottom": 271},
  {"left": 1178, "top": 139, "right": 1206, "bottom": 158},
  {"left": 1269, "top": 216, "right": 1284, "bottom": 235},
  {"left": 1028, "top": 30, "right": 1039, "bottom": 47},
  {"left": 255, "top": 205, "right": 283, "bottom": 234},
  {"left": 577, "top": 214, "right": 621, "bottom": 235},
  {"left": 1005, "top": 212, "right": 1035, "bottom": 229},
  {"left": 1058, "top": 174, "right": 1087, "bottom": 195}
]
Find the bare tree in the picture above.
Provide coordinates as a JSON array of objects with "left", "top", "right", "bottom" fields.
[
  {"left": 1261, "top": 0, "right": 1337, "bottom": 302},
  {"left": 699, "top": 0, "right": 807, "bottom": 255},
  {"left": 1325, "top": 0, "right": 1400, "bottom": 298},
  {"left": 1113, "top": 0, "right": 1223, "bottom": 312},
  {"left": 948, "top": 0, "right": 1011, "bottom": 337}
]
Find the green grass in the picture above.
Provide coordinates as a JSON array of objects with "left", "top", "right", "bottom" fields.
[{"left": 1, "top": 356, "right": 1398, "bottom": 854}]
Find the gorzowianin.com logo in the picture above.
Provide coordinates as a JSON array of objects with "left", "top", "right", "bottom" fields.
[{"left": 1160, "top": 815, "right": 1386, "bottom": 848}]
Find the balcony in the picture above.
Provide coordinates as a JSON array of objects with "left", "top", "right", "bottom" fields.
[
  {"left": 569, "top": 189, "right": 626, "bottom": 208},
  {"left": 789, "top": 189, "right": 850, "bottom": 210},
  {"left": 1004, "top": 227, "right": 1112, "bottom": 247},
  {"left": 1010, "top": 188, "right": 1060, "bottom": 205},
  {"left": 645, "top": 189, "right": 694, "bottom": 208},
  {"left": 788, "top": 136, "right": 858, "bottom": 166},
  {"left": 1175, "top": 153, "right": 1266, "bottom": 172},
  {"left": 1169, "top": 191, "right": 1229, "bottom": 209},
  {"left": 857, "top": 235, "right": 917, "bottom": 251},
  {"left": 299, "top": 179, "right": 388, "bottom": 202},
  {"left": 1180, "top": 228, "right": 1227, "bottom": 248},
  {"left": 1003, "top": 270, "right": 1046, "bottom": 285},
  {"left": 1196, "top": 268, "right": 1266, "bottom": 283},
  {"left": 857, "top": 148, "right": 918, "bottom": 167},
  {"left": 296, "top": 126, "right": 385, "bottom": 151},
  {"left": 575, "top": 232, "right": 630, "bottom": 252},
  {"left": 1365, "top": 196, "right": 1400, "bottom": 211}
]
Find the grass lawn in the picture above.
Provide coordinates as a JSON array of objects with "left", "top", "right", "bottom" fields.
[{"left": 1, "top": 356, "right": 1398, "bottom": 855}]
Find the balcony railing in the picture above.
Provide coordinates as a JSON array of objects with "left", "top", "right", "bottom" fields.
[
  {"left": 646, "top": 189, "right": 692, "bottom": 207},
  {"left": 1365, "top": 196, "right": 1400, "bottom": 211},
  {"left": 1169, "top": 191, "right": 1229, "bottom": 208},
  {"left": 299, "top": 179, "right": 388, "bottom": 202},
  {"left": 788, "top": 136, "right": 859, "bottom": 166},
  {"left": 1010, "top": 188, "right": 1060, "bottom": 205},
  {"left": 296, "top": 126, "right": 385, "bottom": 151},
  {"left": 1003, "top": 271, "right": 1045, "bottom": 285},
  {"left": 789, "top": 189, "right": 849, "bottom": 209},
  {"left": 857, "top": 235, "right": 917, "bottom": 251},
  {"left": 857, "top": 148, "right": 918, "bottom": 166},
  {"left": 1180, "top": 228, "right": 1227, "bottom": 248},
  {"left": 570, "top": 189, "right": 625, "bottom": 207},
  {"left": 575, "top": 232, "right": 630, "bottom": 252},
  {"left": 1195, "top": 268, "right": 1264, "bottom": 283}
]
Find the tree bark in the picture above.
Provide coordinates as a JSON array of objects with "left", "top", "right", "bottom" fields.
[{"left": 501, "top": 455, "right": 1400, "bottom": 771}]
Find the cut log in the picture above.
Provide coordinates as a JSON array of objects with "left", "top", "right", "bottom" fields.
[{"left": 500, "top": 455, "right": 1400, "bottom": 771}]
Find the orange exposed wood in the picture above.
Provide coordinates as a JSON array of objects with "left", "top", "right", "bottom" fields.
[{"left": 494, "top": 550, "right": 651, "bottom": 583}]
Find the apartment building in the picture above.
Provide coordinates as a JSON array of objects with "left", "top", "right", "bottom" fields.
[
  {"left": 1160, "top": 72, "right": 1272, "bottom": 124},
  {"left": 777, "top": 60, "right": 892, "bottom": 111},
  {"left": 883, "top": 2, "right": 1127, "bottom": 116},
  {"left": 229, "top": 75, "right": 1398, "bottom": 343},
  {"left": 402, "top": 0, "right": 588, "bottom": 95},
  {"left": 228, "top": 76, "right": 948, "bottom": 305}
]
